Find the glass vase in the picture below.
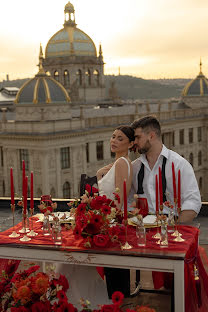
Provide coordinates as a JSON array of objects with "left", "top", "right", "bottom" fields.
[
  {"left": 43, "top": 214, "right": 51, "bottom": 236},
  {"left": 160, "top": 222, "right": 168, "bottom": 247}
]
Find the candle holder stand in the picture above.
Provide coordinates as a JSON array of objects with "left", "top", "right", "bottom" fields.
[
  {"left": 19, "top": 206, "right": 30, "bottom": 234},
  {"left": 27, "top": 208, "right": 38, "bottom": 237},
  {"left": 152, "top": 211, "right": 161, "bottom": 240},
  {"left": 20, "top": 214, "right": 31, "bottom": 242},
  {"left": 121, "top": 220, "right": 132, "bottom": 250},
  {"left": 9, "top": 204, "right": 20, "bottom": 238},
  {"left": 171, "top": 202, "right": 184, "bottom": 241}
]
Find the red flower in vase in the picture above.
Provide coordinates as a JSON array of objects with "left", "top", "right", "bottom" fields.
[
  {"left": 76, "top": 203, "right": 87, "bottom": 215},
  {"left": 101, "top": 205, "right": 111, "bottom": 215}
]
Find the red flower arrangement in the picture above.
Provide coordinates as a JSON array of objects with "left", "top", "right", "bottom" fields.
[
  {"left": 0, "top": 262, "right": 155, "bottom": 312},
  {"left": 0, "top": 262, "right": 71, "bottom": 312},
  {"left": 68, "top": 184, "right": 124, "bottom": 248}
]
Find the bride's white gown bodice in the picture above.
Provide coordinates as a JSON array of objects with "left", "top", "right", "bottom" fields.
[{"left": 98, "top": 157, "right": 130, "bottom": 199}]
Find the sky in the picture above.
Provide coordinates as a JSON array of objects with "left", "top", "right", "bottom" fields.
[{"left": 1, "top": 0, "right": 208, "bottom": 80}]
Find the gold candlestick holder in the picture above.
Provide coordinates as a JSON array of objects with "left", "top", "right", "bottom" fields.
[
  {"left": 171, "top": 201, "right": 184, "bottom": 242},
  {"left": 19, "top": 206, "right": 30, "bottom": 233},
  {"left": 9, "top": 204, "right": 20, "bottom": 238},
  {"left": 20, "top": 214, "right": 31, "bottom": 242},
  {"left": 152, "top": 212, "right": 161, "bottom": 239},
  {"left": 121, "top": 220, "right": 132, "bottom": 250},
  {"left": 27, "top": 208, "right": 38, "bottom": 237}
]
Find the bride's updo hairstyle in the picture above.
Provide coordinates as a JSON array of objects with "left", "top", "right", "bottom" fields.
[{"left": 116, "top": 125, "right": 135, "bottom": 143}]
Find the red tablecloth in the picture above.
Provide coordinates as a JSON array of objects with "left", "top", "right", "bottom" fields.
[{"left": 1, "top": 219, "right": 208, "bottom": 312}]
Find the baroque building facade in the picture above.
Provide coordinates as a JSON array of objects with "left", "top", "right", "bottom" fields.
[{"left": 0, "top": 2, "right": 207, "bottom": 203}]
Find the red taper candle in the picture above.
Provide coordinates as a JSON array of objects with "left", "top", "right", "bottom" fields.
[
  {"left": 22, "top": 160, "right": 25, "bottom": 198},
  {"left": 155, "top": 174, "right": 159, "bottom": 214},
  {"left": 30, "top": 171, "right": 34, "bottom": 210},
  {"left": 172, "top": 162, "right": 177, "bottom": 202},
  {"left": 24, "top": 176, "right": 28, "bottom": 215},
  {"left": 10, "top": 167, "right": 15, "bottom": 205},
  {"left": 158, "top": 166, "right": 163, "bottom": 207},
  {"left": 178, "top": 169, "right": 181, "bottom": 210},
  {"left": 123, "top": 179, "right": 127, "bottom": 220}
]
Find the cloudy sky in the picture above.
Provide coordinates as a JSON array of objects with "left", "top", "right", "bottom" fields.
[{"left": 0, "top": 0, "right": 208, "bottom": 80}]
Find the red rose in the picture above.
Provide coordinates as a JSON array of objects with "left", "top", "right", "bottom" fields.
[
  {"left": 24, "top": 265, "right": 40, "bottom": 277},
  {"left": 93, "top": 234, "right": 109, "bottom": 248},
  {"left": 57, "top": 274, "right": 69, "bottom": 292},
  {"left": 113, "top": 193, "right": 120, "bottom": 204},
  {"left": 91, "top": 213, "right": 103, "bottom": 226},
  {"left": 85, "top": 184, "right": 91, "bottom": 194},
  {"left": 112, "top": 291, "right": 124, "bottom": 305},
  {"left": 56, "top": 302, "right": 76, "bottom": 312},
  {"left": 92, "top": 186, "right": 99, "bottom": 194}
]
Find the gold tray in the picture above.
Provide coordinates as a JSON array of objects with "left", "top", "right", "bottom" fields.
[{"left": 128, "top": 219, "right": 160, "bottom": 228}]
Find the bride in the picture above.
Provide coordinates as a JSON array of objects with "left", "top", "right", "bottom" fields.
[
  {"left": 97, "top": 125, "right": 135, "bottom": 298},
  {"left": 56, "top": 125, "right": 134, "bottom": 308}
]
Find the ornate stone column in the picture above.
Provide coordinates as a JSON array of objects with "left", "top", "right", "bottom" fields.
[
  {"left": 41, "top": 150, "right": 50, "bottom": 194},
  {"left": 89, "top": 142, "right": 96, "bottom": 163},
  {"left": 55, "top": 148, "right": 62, "bottom": 198}
]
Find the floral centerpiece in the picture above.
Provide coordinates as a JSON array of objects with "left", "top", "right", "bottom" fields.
[
  {"left": 0, "top": 262, "right": 70, "bottom": 312},
  {"left": 68, "top": 184, "right": 124, "bottom": 248},
  {"left": 0, "top": 261, "right": 156, "bottom": 312}
]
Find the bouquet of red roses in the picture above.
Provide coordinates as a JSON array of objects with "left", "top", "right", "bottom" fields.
[
  {"left": 0, "top": 262, "right": 72, "bottom": 312},
  {"left": 68, "top": 184, "right": 124, "bottom": 248}
]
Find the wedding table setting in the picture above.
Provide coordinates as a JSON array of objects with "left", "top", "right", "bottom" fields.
[{"left": 1, "top": 161, "right": 208, "bottom": 312}]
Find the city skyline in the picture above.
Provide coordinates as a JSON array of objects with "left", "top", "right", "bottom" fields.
[{"left": 1, "top": 0, "right": 208, "bottom": 81}]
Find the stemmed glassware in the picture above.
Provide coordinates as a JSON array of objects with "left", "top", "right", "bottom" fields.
[{"left": 8, "top": 203, "right": 20, "bottom": 238}]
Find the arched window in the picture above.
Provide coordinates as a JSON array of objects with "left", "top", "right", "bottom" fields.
[
  {"left": 54, "top": 70, "right": 59, "bottom": 81},
  {"left": 76, "top": 69, "right": 82, "bottom": 86},
  {"left": 63, "top": 181, "right": 71, "bottom": 199},
  {"left": 37, "top": 188, "right": 42, "bottom": 198},
  {"left": 85, "top": 69, "right": 91, "bottom": 86},
  {"left": 93, "top": 70, "right": 99, "bottom": 86},
  {"left": 198, "top": 151, "right": 202, "bottom": 166},
  {"left": 50, "top": 187, "right": 56, "bottom": 199},
  {"left": 63, "top": 70, "right": 70, "bottom": 86},
  {"left": 189, "top": 153, "right": 193, "bottom": 167}
]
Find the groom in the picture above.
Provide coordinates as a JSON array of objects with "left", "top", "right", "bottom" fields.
[{"left": 129, "top": 115, "right": 201, "bottom": 221}]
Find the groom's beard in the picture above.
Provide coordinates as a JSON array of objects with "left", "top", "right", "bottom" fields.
[{"left": 137, "top": 140, "right": 151, "bottom": 154}]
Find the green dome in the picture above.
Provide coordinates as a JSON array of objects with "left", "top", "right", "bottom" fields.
[
  {"left": 15, "top": 74, "right": 70, "bottom": 104},
  {"left": 45, "top": 27, "right": 97, "bottom": 58}
]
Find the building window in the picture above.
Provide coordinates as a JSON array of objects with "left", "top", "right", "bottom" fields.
[
  {"left": 50, "top": 187, "right": 56, "bottom": 198},
  {"left": 86, "top": 143, "right": 89, "bottom": 163},
  {"left": 96, "top": 141, "right": 103, "bottom": 160},
  {"left": 197, "top": 127, "right": 202, "bottom": 142},
  {"left": 199, "top": 177, "right": 202, "bottom": 191},
  {"left": 85, "top": 69, "right": 91, "bottom": 86},
  {"left": 54, "top": 70, "right": 59, "bottom": 81},
  {"left": 189, "top": 128, "right": 193, "bottom": 143},
  {"left": 0, "top": 146, "right": 3, "bottom": 167},
  {"left": 93, "top": 70, "right": 99, "bottom": 86},
  {"left": 60, "top": 147, "right": 70, "bottom": 169},
  {"left": 63, "top": 181, "right": 71, "bottom": 198},
  {"left": 76, "top": 69, "right": 82, "bottom": 86},
  {"left": 63, "top": 70, "right": 70, "bottom": 86},
  {"left": 198, "top": 151, "right": 202, "bottom": 166},
  {"left": 20, "top": 149, "right": 29, "bottom": 171},
  {"left": 189, "top": 153, "right": 193, "bottom": 167},
  {"left": 162, "top": 132, "right": 174, "bottom": 148},
  {"left": 179, "top": 129, "right": 184, "bottom": 145}
]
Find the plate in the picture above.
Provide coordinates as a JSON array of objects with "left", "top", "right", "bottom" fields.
[{"left": 128, "top": 215, "right": 159, "bottom": 228}]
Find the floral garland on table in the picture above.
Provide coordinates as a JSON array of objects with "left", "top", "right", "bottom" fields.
[
  {"left": 0, "top": 262, "right": 156, "bottom": 312},
  {"left": 67, "top": 184, "right": 125, "bottom": 248}
]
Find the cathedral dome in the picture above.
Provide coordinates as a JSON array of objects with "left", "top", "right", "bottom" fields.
[
  {"left": 45, "top": 28, "right": 97, "bottom": 58},
  {"left": 15, "top": 47, "right": 70, "bottom": 105},
  {"left": 45, "top": 2, "right": 97, "bottom": 58},
  {"left": 182, "top": 61, "right": 208, "bottom": 97}
]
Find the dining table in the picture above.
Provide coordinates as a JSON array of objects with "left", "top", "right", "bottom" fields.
[{"left": 0, "top": 216, "right": 208, "bottom": 312}]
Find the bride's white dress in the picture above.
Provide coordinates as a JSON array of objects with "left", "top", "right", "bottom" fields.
[{"left": 56, "top": 157, "right": 130, "bottom": 309}]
